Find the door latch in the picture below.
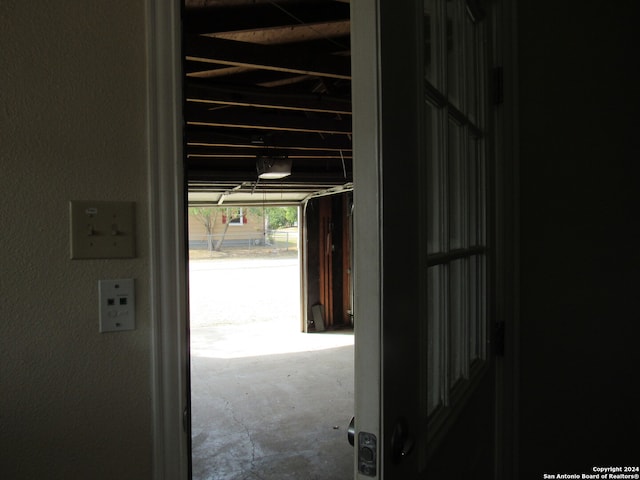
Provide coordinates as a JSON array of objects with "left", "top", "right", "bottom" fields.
[{"left": 347, "top": 416, "right": 355, "bottom": 446}]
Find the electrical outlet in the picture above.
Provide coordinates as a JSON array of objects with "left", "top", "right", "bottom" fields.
[{"left": 99, "top": 279, "right": 135, "bottom": 332}]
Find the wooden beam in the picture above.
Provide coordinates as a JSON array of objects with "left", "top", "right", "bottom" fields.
[
  {"left": 186, "top": 65, "right": 253, "bottom": 79},
  {"left": 186, "top": 130, "right": 353, "bottom": 151},
  {"left": 185, "top": 35, "right": 351, "bottom": 80},
  {"left": 257, "top": 75, "right": 315, "bottom": 88},
  {"left": 186, "top": 108, "right": 352, "bottom": 135},
  {"left": 206, "top": 21, "right": 350, "bottom": 46},
  {"left": 186, "top": 66, "right": 312, "bottom": 88},
  {"left": 186, "top": 146, "right": 352, "bottom": 159},
  {"left": 186, "top": 167, "right": 351, "bottom": 185},
  {"left": 186, "top": 82, "right": 351, "bottom": 115}
]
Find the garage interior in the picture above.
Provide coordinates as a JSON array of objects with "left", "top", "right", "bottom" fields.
[
  {"left": 183, "top": 1, "right": 355, "bottom": 478},
  {"left": 185, "top": 0, "right": 354, "bottom": 332}
]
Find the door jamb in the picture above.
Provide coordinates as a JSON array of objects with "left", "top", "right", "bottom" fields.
[{"left": 147, "top": 1, "right": 190, "bottom": 479}]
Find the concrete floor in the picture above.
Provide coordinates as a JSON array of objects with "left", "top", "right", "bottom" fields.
[{"left": 189, "top": 254, "right": 355, "bottom": 480}]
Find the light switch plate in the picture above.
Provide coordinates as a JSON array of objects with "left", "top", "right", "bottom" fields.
[
  {"left": 70, "top": 201, "right": 136, "bottom": 259},
  {"left": 99, "top": 279, "right": 135, "bottom": 332}
]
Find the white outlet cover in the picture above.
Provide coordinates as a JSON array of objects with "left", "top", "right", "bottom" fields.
[{"left": 99, "top": 279, "right": 135, "bottom": 332}]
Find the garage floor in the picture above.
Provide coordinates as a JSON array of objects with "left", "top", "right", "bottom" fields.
[{"left": 189, "top": 254, "right": 355, "bottom": 480}]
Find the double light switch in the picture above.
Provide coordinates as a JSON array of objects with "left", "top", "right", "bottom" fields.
[{"left": 70, "top": 201, "right": 135, "bottom": 259}]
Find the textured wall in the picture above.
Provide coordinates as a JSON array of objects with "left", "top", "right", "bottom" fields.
[{"left": 0, "top": 1, "right": 153, "bottom": 478}]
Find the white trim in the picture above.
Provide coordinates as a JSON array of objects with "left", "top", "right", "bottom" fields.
[
  {"left": 351, "top": 1, "right": 383, "bottom": 477},
  {"left": 227, "top": 207, "right": 245, "bottom": 225},
  {"left": 146, "top": 1, "right": 190, "bottom": 479}
]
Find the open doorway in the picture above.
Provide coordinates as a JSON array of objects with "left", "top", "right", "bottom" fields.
[
  {"left": 188, "top": 205, "right": 354, "bottom": 479},
  {"left": 151, "top": 0, "right": 507, "bottom": 477},
  {"left": 181, "top": 1, "right": 355, "bottom": 477}
]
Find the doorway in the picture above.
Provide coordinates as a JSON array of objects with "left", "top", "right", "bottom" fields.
[
  {"left": 147, "top": 1, "right": 504, "bottom": 478},
  {"left": 187, "top": 206, "right": 355, "bottom": 479}
]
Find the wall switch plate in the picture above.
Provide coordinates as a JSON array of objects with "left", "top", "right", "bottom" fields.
[
  {"left": 70, "top": 201, "right": 136, "bottom": 259},
  {"left": 99, "top": 279, "right": 135, "bottom": 332}
]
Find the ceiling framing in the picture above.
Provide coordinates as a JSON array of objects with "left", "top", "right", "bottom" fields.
[{"left": 184, "top": 0, "right": 353, "bottom": 206}]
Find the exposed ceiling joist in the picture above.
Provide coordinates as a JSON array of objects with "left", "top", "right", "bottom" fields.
[
  {"left": 185, "top": 35, "right": 351, "bottom": 80},
  {"left": 257, "top": 74, "right": 316, "bottom": 88},
  {"left": 187, "top": 65, "right": 254, "bottom": 79},
  {"left": 186, "top": 108, "right": 352, "bottom": 135},
  {"left": 184, "top": 1, "right": 353, "bottom": 204},
  {"left": 184, "top": 2, "right": 350, "bottom": 35},
  {"left": 186, "top": 146, "right": 352, "bottom": 159},
  {"left": 186, "top": 82, "right": 351, "bottom": 115},
  {"left": 186, "top": 131, "right": 352, "bottom": 151},
  {"left": 206, "top": 21, "right": 350, "bottom": 45},
  {"left": 187, "top": 156, "right": 351, "bottom": 173}
]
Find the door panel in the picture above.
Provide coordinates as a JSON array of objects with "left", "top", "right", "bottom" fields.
[
  {"left": 425, "top": 374, "right": 495, "bottom": 478},
  {"left": 351, "top": 1, "right": 496, "bottom": 477}
]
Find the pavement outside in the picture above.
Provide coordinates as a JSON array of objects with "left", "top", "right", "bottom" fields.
[{"left": 189, "top": 253, "right": 355, "bottom": 480}]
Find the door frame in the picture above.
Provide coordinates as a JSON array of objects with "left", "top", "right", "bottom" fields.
[
  {"left": 147, "top": 1, "right": 190, "bottom": 479},
  {"left": 146, "top": 1, "right": 519, "bottom": 479}
]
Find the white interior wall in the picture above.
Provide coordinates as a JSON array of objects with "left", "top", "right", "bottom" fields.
[{"left": 0, "top": 2, "right": 153, "bottom": 478}]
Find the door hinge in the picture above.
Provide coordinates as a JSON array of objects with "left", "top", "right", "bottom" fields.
[
  {"left": 491, "top": 66, "right": 504, "bottom": 106},
  {"left": 495, "top": 321, "right": 505, "bottom": 357}
]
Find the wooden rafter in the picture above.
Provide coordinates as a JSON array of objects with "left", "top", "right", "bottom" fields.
[
  {"left": 186, "top": 82, "right": 351, "bottom": 115},
  {"left": 184, "top": 2, "right": 350, "bottom": 35},
  {"left": 185, "top": 35, "right": 351, "bottom": 80},
  {"left": 186, "top": 108, "right": 352, "bottom": 135},
  {"left": 186, "top": 131, "right": 353, "bottom": 151}
]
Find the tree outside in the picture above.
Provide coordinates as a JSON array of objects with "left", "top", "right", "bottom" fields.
[
  {"left": 248, "top": 206, "right": 297, "bottom": 230},
  {"left": 189, "top": 207, "right": 219, "bottom": 252},
  {"left": 190, "top": 206, "right": 298, "bottom": 253}
]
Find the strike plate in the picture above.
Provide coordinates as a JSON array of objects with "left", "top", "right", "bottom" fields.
[{"left": 358, "top": 432, "right": 377, "bottom": 477}]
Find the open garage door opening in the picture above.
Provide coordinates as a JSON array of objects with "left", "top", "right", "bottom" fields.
[
  {"left": 188, "top": 203, "right": 355, "bottom": 480},
  {"left": 182, "top": 1, "right": 355, "bottom": 475}
]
